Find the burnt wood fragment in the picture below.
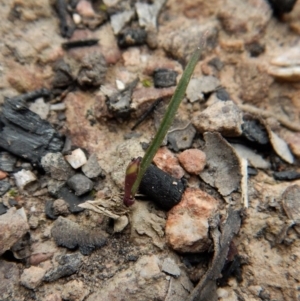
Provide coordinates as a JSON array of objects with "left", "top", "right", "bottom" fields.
[
  {"left": 153, "top": 69, "right": 178, "bottom": 88},
  {"left": 139, "top": 164, "right": 186, "bottom": 211},
  {"left": 54, "top": 0, "right": 75, "bottom": 38},
  {"left": 273, "top": 170, "right": 300, "bottom": 181},
  {"left": 62, "top": 39, "right": 99, "bottom": 49},
  {"left": 118, "top": 28, "right": 147, "bottom": 48},
  {"left": 0, "top": 98, "right": 64, "bottom": 165},
  {"left": 8, "top": 88, "right": 51, "bottom": 103}
]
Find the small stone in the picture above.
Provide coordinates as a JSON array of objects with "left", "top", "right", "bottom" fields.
[
  {"left": 0, "top": 207, "right": 29, "bottom": 256},
  {"left": 0, "top": 180, "right": 11, "bottom": 196},
  {"left": 186, "top": 76, "right": 220, "bottom": 102},
  {"left": 29, "top": 215, "right": 39, "bottom": 229},
  {"left": 65, "top": 148, "right": 87, "bottom": 169},
  {"left": 268, "top": 130, "right": 294, "bottom": 164},
  {"left": 111, "top": 10, "right": 135, "bottom": 34},
  {"left": 216, "top": 88, "right": 230, "bottom": 101},
  {"left": 135, "top": 255, "right": 161, "bottom": 280},
  {"left": 41, "top": 153, "right": 75, "bottom": 181},
  {"left": 153, "top": 69, "right": 178, "bottom": 88},
  {"left": 67, "top": 174, "right": 94, "bottom": 196},
  {"left": 77, "top": 52, "right": 107, "bottom": 87},
  {"left": 43, "top": 253, "right": 84, "bottom": 282},
  {"left": 53, "top": 199, "right": 69, "bottom": 216},
  {"left": 166, "top": 188, "right": 219, "bottom": 253},
  {"left": 0, "top": 260, "right": 19, "bottom": 299},
  {"left": 178, "top": 149, "right": 206, "bottom": 175},
  {"left": 114, "top": 215, "right": 129, "bottom": 233},
  {"left": 242, "top": 118, "right": 269, "bottom": 145},
  {"left": 153, "top": 147, "right": 185, "bottom": 179},
  {"left": 29, "top": 98, "right": 50, "bottom": 120},
  {"left": 167, "top": 123, "right": 196, "bottom": 152},
  {"left": 20, "top": 266, "right": 46, "bottom": 289},
  {"left": 0, "top": 152, "right": 17, "bottom": 172},
  {"left": 162, "top": 258, "right": 181, "bottom": 278},
  {"left": 82, "top": 154, "right": 102, "bottom": 179},
  {"left": 13, "top": 169, "right": 37, "bottom": 190},
  {"left": 281, "top": 185, "right": 300, "bottom": 222},
  {"left": 193, "top": 101, "right": 243, "bottom": 137},
  {"left": 0, "top": 203, "right": 7, "bottom": 215},
  {"left": 62, "top": 280, "right": 89, "bottom": 301}
]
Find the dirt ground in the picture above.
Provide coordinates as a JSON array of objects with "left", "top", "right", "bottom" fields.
[{"left": 1, "top": 0, "right": 300, "bottom": 301}]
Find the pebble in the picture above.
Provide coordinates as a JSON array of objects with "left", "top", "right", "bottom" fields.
[
  {"left": 41, "top": 152, "right": 75, "bottom": 181},
  {"left": 0, "top": 152, "right": 17, "bottom": 172},
  {"left": 62, "top": 280, "right": 89, "bottom": 301},
  {"left": 0, "top": 180, "right": 11, "bottom": 196},
  {"left": 43, "top": 253, "right": 84, "bottom": 282},
  {"left": 167, "top": 123, "right": 196, "bottom": 151},
  {"left": 67, "top": 173, "right": 94, "bottom": 196},
  {"left": 0, "top": 207, "right": 29, "bottom": 256},
  {"left": 65, "top": 148, "right": 87, "bottom": 169},
  {"left": 20, "top": 266, "right": 46, "bottom": 289},
  {"left": 153, "top": 147, "right": 185, "bottom": 179},
  {"left": 51, "top": 216, "right": 106, "bottom": 255},
  {"left": 268, "top": 130, "right": 294, "bottom": 164},
  {"left": 281, "top": 185, "right": 300, "bottom": 222},
  {"left": 0, "top": 260, "right": 19, "bottom": 299},
  {"left": 110, "top": 10, "right": 135, "bottom": 34},
  {"left": 53, "top": 198, "right": 69, "bottom": 216},
  {"left": 192, "top": 100, "right": 243, "bottom": 137},
  {"left": 178, "top": 149, "right": 206, "bottom": 175},
  {"left": 13, "top": 169, "right": 37, "bottom": 190},
  {"left": 200, "top": 132, "right": 241, "bottom": 196},
  {"left": 0, "top": 203, "right": 7, "bottom": 215},
  {"left": 29, "top": 98, "right": 50, "bottom": 120},
  {"left": 186, "top": 76, "right": 220, "bottom": 102},
  {"left": 162, "top": 258, "right": 181, "bottom": 278},
  {"left": 153, "top": 68, "right": 178, "bottom": 88},
  {"left": 166, "top": 188, "right": 218, "bottom": 253}
]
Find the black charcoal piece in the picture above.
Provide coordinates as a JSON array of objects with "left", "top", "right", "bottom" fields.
[
  {"left": 0, "top": 181, "right": 11, "bottom": 196},
  {"left": 0, "top": 203, "right": 7, "bottom": 215},
  {"left": 8, "top": 88, "right": 51, "bottom": 103},
  {"left": 118, "top": 28, "right": 147, "bottom": 48},
  {"left": 107, "top": 79, "right": 138, "bottom": 118},
  {"left": 139, "top": 164, "right": 186, "bottom": 211},
  {"left": 62, "top": 39, "right": 99, "bottom": 49},
  {"left": 45, "top": 200, "right": 59, "bottom": 220},
  {"left": 54, "top": 0, "right": 75, "bottom": 38},
  {"left": 153, "top": 69, "right": 178, "bottom": 88},
  {"left": 242, "top": 118, "right": 269, "bottom": 145},
  {"left": 0, "top": 99, "right": 64, "bottom": 165},
  {"left": 273, "top": 171, "right": 300, "bottom": 181},
  {"left": 77, "top": 52, "right": 107, "bottom": 87},
  {"left": 57, "top": 186, "right": 91, "bottom": 213},
  {"left": 246, "top": 41, "right": 265, "bottom": 57},
  {"left": 248, "top": 166, "right": 258, "bottom": 176},
  {"left": 267, "top": 0, "right": 297, "bottom": 16},
  {"left": 67, "top": 174, "right": 94, "bottom": 196},
  {"left": 216, "top": 88, "right": 230, "bottom": 101},
  {"left": 43, "top": 252, "right": 83, "bottom": 282},
  {"left": 51, "top": 216, "right": 106, "bottom": 255},
  {"left": 0, "top": 152, "right": 16, "bottom": 172}
]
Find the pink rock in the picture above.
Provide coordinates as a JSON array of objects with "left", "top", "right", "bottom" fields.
[
  {"left": 0, "top": 208, "right": 29, "bottom": 256},
  {"left": 178, "top": 149, "right": 206, "bottom": 174},
  {"left": 153, "top": 147, "right": 185, "bottom": 179},
  {"left": 20, "top": 266, "right": 46, "bottom": 289},
  {"left": 166, "top": 188, "right": 219, "bottom": 253},
  {"left": 76, "top": 0, "right": 95, "bottom": 17}
]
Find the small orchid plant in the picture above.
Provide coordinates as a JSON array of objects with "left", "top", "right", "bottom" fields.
[{"left": 123, "top": 38, "right": 206, "bottom": 206}]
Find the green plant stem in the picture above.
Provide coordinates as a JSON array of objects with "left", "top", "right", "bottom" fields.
[{"left": 131, "top": 39, "right": 206, "bottom": 196}]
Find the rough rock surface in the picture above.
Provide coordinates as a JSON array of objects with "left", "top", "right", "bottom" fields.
[
  {"left": 192, "top": 100, "right": 244, "bottom": 137},
  {"left": 20, "top": 266, "right": 46, "bottom": 289},
  {"left": 0, "top": 207, "right": 29, "bottom": 256},
  {"left": 166, "top": 188, "right": 219, "bottom": 253}
]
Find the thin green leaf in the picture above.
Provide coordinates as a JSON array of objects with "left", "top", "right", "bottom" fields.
[{"left": 131, "top": 39, "right": 206, "bottom": 196}]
